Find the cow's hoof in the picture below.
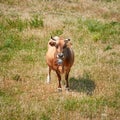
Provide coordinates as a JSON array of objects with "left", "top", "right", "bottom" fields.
[
  {"left": 65, "top": 87, "right": 70, "bottom": 91},
  {"left": 57, "top": 88, "right": 62, "bottom": 92}
]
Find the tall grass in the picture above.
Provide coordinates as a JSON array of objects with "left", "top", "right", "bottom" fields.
[
  {"left": 29, "top": 15, "right": 44, "bottom": 28},
  {"left": 77, "top": 18, "right": 120, "bottom": 43}
]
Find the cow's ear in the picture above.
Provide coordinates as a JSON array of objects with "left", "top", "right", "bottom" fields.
[
  {"left": 64, "top": 39, "right": 70, "bottom": 43},
  {"left": 49, "top": 41, "right": 56, "bottom": 46},
  {"left": 65, "top": 39, "right": 72, "bottom": 47}
]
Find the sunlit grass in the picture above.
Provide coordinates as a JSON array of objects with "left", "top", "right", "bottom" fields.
[{"left": 0, "top": 0, "right": 120, "bottom": 120}]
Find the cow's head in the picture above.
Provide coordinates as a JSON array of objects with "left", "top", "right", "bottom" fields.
[{"left": 49, "top": 36, "right": 72, "bottom": 65}]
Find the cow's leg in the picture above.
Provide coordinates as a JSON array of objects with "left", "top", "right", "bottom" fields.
[
  {"left": 56, "top": 71, "right": 62, "bottom": 92},
  {"left": 65, "top": 70, "right": 70, "bottom": 91},
  {"left": 47, "top": 67, "right": 51, "bottom": 83}
]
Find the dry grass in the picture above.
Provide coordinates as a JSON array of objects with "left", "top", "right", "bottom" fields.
[{"left": 0, "top": 0, "right": 120, "bottom": 120}]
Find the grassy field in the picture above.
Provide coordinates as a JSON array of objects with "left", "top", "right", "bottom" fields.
[{"left": 0, "top": 0, "right": 120, "bottom": 120}]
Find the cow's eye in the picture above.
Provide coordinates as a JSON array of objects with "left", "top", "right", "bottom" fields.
[
  {"left": 63, "top": 44, "right": 67, "bottom": 49},
  {"left": 55, "top": 44, "right": 58, "bottom": 48}
]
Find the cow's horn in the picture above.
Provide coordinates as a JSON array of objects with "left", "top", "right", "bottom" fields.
[
  {"left": 65, "top": 38, "right": 70, "bottom": 41},
  {"left": 51, "top": 36, "right": 56, "bottom": 41}
]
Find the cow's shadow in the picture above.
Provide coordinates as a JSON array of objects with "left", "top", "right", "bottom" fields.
[{"left": 69, "top": 77, "right": 96, "bottom": 95}]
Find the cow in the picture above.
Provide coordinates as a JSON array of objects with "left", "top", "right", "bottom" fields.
[{"left": 46, "top": 36, "right": 74, "bottom": 91}]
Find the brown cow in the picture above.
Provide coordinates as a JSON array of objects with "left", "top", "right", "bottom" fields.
[{"left": 46, "top": 36, "right": 74, "bottom": 91}]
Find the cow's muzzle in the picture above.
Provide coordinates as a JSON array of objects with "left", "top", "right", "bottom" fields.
[
  {"left": 57, "top": 53, "right": 64, "bottom": 58},
  {"left": 57, "top": 53, "right": 64, "bottom": 65}
]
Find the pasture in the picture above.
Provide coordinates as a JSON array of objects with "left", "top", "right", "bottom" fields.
[{"left": 0, "top": 0, "right": 120, "bottom": 120}]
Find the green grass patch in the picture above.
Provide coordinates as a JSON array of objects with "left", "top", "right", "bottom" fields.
[
  {"left": 0, "top": 31, "right": 23, "bottom": 51},
  {"left": 6, "top": 17, "right": 28, "bottom": 31},
  {"left": 51, "top": 29, "right": 63, "bottom": 36},
  {"left": 0, "top": 0, "right": 18, "bottom": 5},
  {"left": 64, "top": 97, "right": 108, "bottom": 111},
  {"left": 0, "top": 90, "right": 6, "bottom": 97},
  {"left": 29, "top": 15, "right": 44, "bottom": 28},
  {"left": 0, "top": 53, "right": 12, "bottom": 62},
  {"left": 64, "top": 98, "right": 78, "bottom": 111},
  {"left": 104, "top": 45, "right": 112, "bottom": 51},
  {"left": 101, "top": 0, "right": 117, "bottom": 2},
  {"left": 64, "top": 96, "right": 119, "bottom": 118},
  {"left": 0, "top": 16, "right": 44, "bottom": 32},
  {"left": 22, "top": 54, "right": 35, "bottom": 63},
  {"left": 109, "top": 85, "right": 120, "bottom": 109},
  {"left": 40, "top": 113, "right": 50, "bottom": 120},
  {"left": 77, "top": 18, "right": 120, "bottom": 44},
  {"left": 12, "top": 74, "right": 21, "bottom": 81}
]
